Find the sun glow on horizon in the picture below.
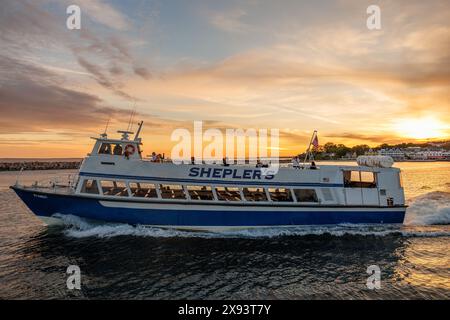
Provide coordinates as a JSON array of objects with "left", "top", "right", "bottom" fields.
[{"left": 393, "top": 117, "right": 449, "bottom": 140}]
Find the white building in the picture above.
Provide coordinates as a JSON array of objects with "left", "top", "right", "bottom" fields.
[
  {"left": 378, "top": 148, "right": 406, "bottom": 160},
  {"left": 412, "top": 150, "right": 450, "bottom": 160}
]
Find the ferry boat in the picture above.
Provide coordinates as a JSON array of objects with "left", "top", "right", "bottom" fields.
[{"left": 11, "top": 122, "right": 407, "bottom": 231}]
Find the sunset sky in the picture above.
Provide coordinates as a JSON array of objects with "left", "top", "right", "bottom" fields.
[{"left": 1, "top": 0, "right": 449, "bottom": 158}]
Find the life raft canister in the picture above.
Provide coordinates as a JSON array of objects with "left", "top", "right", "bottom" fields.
[{"left": 124, "top": 144, "right": 136, "bottom": 156}]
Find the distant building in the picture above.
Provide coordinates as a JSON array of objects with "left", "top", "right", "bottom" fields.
[
  {"left": 405, "top": 147, "right": 421, "bottom": 152},
  {"left": 413, "top": 150, "right": 449, "bottom": 160},
  {"left": 343, "top": 152, "right": 356, "bottom": 160},
  {"left": 342, "top": 145, "right": 450, "bottom": 161},
  {"left": 378, "top": 148, "right": 405, "bottom": 160},
  {"left": 429, "top": 142, "right": 444, "bottom": 147}
]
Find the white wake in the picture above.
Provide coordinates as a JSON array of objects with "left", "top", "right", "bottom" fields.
[
  {"left": 405, "top": 191, "right": 450, "bottom": 226},
  {"left": 55, "top": 216, "right": 449, "bottom": 240}
]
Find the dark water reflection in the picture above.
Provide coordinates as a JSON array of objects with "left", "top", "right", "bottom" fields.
[{"left": 1, "top": 222, "right": 448, "bottom": 299}]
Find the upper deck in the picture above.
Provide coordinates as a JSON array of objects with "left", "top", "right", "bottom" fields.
[
  {"left": 80, "top": 152, "right": 398, "bottom": 186},
  {"left": 77, "top": 136, "right": 404, "bottom": 205},
  {"left": 22, "top": 122, "right": 394, "bottom": 207}
]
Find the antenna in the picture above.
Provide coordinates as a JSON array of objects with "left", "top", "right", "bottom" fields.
[
  {"left": 101, "top": 117, "right": 110, "bottom": 138},
  {"left": 126, "top": 110, "right": 133, "bottom": 132},
  {"left": 130, "top": 109, "right": 136, "bottom": 130},
  {"left": 127, "top": 101, "right": 137, "bottom": 132},
  {"left": 134, "top": 121, "right": 144, "bottom": 141},
  {"left": 120, "top": 102, "right": 137, "bottom": 140},
  {"left": 104, "top": 117, "right": 110, "bottom": 133}
]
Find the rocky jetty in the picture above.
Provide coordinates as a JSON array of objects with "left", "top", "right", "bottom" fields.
[{"left": 0, "top": 161, "right": 81, "bottom": 171}]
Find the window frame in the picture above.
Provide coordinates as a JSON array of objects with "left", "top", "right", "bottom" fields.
[
  {"left": 186, "top": 185, "right": 215, "bottom": 201},
  {"left": 98, "top": 142, "right": 112, "bottom": 155},
  {"left": 159, "top": 184, "right": 187, "bottom": 200},
  {"left": 80, "top": 179, "right": 100, "bottom": 195},
  {"left": 242, "top": 187, "right": 269, "bottom": 202},
  {"left": 112, "top": 143, "right": 124, "bottom": 156},
  {"left": 128, "top": 181, "right": 158, "bottom": 198},
  {"left": 215, "top": 186, "right": 243, "bottom": 202},
  {"left": 360, "top": 171, "right": 377, "bottom": 188},
  {"left": 292, "top": 188, "right": 319, "bottom": 203},
  {"left": 100, "top": 180, "right": 130, "bottom": 197},
  {"left": 267, "top": 187, "right": 294, "bottom": 202},
  {"left": 344, "top": 170, "right": 377, "bottom": 188}
]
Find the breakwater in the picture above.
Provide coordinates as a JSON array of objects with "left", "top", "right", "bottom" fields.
[{"left": 0, "top": 161, "right": 81, "bottom": 171}]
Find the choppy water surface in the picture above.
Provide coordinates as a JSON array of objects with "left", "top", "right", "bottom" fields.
[{"left": 0, "top": 162, "right": 449, "bottom": 299}]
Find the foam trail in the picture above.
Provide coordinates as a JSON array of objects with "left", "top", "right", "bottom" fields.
[
  {"left": 405, "top": 191, "right": 450, "bottom": 226},
  {"left": 55, "top": 214, "right": 450, "bottom": 239}
]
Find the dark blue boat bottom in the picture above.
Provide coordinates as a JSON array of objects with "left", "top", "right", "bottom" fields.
[{"left": 13, "top": 188, "right": 405, "bottom": 228}]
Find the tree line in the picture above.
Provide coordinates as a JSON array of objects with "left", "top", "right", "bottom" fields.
[{"left": 304, "top": 140, "right": 450, "bottom": 160}]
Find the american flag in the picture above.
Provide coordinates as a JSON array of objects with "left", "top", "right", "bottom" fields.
[{"left": 312, "top": 133, "right": 319, "bottom": 149}]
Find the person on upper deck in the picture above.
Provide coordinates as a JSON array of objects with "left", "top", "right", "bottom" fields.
[
  {"left": 99, "top": 143, "right": 111, "bottom": 154},
  {"left": 113, "top": 144, "right": 123, "bottom": 155},
  {"left": 310, "top": 161, "right": 317, "bottom": 169},
  {"left": 256, "top": 159, "right": 263, "bottom": 168},
  {"left": 223, "top": 157, "right": 229, "bottom": 166},
  {"left": 292, "top": 156, "right": 300, "bottom": 168}
]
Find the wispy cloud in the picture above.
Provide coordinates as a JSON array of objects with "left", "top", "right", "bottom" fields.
[
  {"left": 0, "top": 55, "right": 112, "bottom": 133},
  {"left": 0, "top": 0, "right": 449, "bottom": 157},
  {"left": 208, "top": 8, "right": 251, "bottom": 33},
  {"left": 1, "top": 1, "right": 152, "bottom": 101},
  {"left": 76, "top": 56, "right": 134, "bottom": 100}
]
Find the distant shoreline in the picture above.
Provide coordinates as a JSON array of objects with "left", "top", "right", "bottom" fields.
[
  {"left": 0, "top": 160, "right": 81, "bottom": 171},
  {"left": 315, "top": 159, "right": 450, "bottom": 162},
  {"left": 0, "top": 158, "right": 448, "bottom": 172},
  {"left": 0, "top": 158, "right": 82, "bottom": 163}
]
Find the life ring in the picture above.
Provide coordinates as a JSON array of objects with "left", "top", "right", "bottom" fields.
[{"left": 124, "top": 144, "right": 135, "bottom": 156}]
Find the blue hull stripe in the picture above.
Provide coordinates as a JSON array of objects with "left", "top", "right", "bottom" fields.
[
  {"left": 79, "top": 172, "right": 344, "bottom": 188},
  {"left": 13, "top": 188, "right": 406, "bottom": 226}
]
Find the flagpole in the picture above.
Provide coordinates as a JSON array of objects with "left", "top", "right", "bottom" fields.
[{"left": 303, "top": 130, "right": 317, "bottom": 164}]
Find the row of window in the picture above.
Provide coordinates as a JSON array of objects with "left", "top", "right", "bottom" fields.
[
  {"left": 98, "top": 143, "right": 124, "bottom": 155},
  {"left": 80, "top": 179, "right": 320, "bottom": 203}
]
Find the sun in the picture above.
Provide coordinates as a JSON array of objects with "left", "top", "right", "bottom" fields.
[{"left": 393, "top": 117, "right": 448, "bottom": 140}]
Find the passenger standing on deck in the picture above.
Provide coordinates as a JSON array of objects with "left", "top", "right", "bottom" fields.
[
  {"left": 99, "top": 143, "right": 112, "bottom": 154},
  {"left": 256, "top": 159, "right": 263, "bottom": 168},
  {"left": 292, "top": 156, "right": 300, "bottom": 168},
  {"left": 223, "top": 157, "right": 229, "bottom": 166},
  {"left": 113, "top": 144, "right": 123, "bottom": 155}
]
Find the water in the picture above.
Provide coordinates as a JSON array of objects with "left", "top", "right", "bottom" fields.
[{"left": 0, "top": 163, "right": 449, "bottom": 299}]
